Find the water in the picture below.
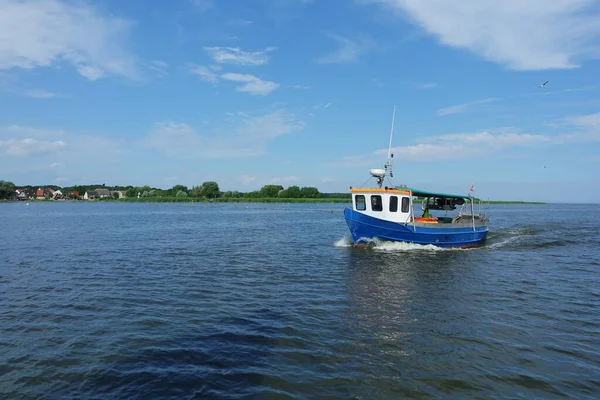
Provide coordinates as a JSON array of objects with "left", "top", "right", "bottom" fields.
[{"left": 1, "top": 202, "right": 599, "bottom": 399}]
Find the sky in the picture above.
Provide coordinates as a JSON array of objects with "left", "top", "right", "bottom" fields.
[{"left": 1, "top": 0, "right": 600, "bottom": 202}]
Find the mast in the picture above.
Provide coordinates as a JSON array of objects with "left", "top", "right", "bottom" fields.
[
  {"left": 385, "top": 105, "right": 396, "bottom": 179},
  {"left": 370, "top": 105, "right": 397, "bottom": 188}
]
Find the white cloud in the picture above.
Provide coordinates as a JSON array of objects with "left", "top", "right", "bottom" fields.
[
  {"left": 190, "top": 0, "right": 213, "bottom": 12},
  {"left": 23, "top": 89, "right": 63, "bottom": 98},
  {"left": 190, "top": 65, "right": 220, "bottom": 83},
  {"left": 148, "top": 60, "right": 169, "bottom": 77},
  {"left": 0, "top": 138, "right": 65, "bottom": 156},
  {"left": 270, "top": 176, "right": 299, "bottom": 183},
  {"left": 366, "top": 0, "right": 600, "bottom": 70},
  {"left": 145, "top": 110, "right": 304, "bottom": 158},
  {"left": 77, "top": 66, "right": 106, "bottom": 81},
  {"left": 336, "top": 129, "right": 553, "bottom": 165},
  {"left": 409, "top": 81, "right": 438, "bottom": 89},
  {"left": 336, "top": 114, "right": 600, "bottom": 166},
  {"left": 436, "top": 98, "right": 499, "bottom": 116},
  {"left": 227, "top": 19, "right": 253, "bottom": 26},
  {"left": 221, "top": 73, "right": 279, "bottom": 95},
  {"left": 0, "top": 124, "right": 126, "bottom": 161},
  {"left": 240, "top": 175, "right": 257, "bottom": 184},
  {"left": 5, "top": 125, "right": 66, "bottom": 136},
  {"left": 0, "top": 0, "right": 138, "bottom": 80},
  {"left": 287, "top": 84, "right": 310, "bottom": 90},
  {"left": 317, "top": 33, "right": 374, "bottom": 64},
  {"left": 564, "top": 112, "right": 600, "bottom": 128},
  {"left": 204, "top": 46, "right": 276, "bottom": 66},
  {"left": 190, "top": 66, "right": 280, "bottom": 95},
  {"left": 237, "top": 110, "right": 305, "bottom": 140}
]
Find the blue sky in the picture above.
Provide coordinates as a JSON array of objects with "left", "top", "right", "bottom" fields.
[{"left": 1, "top": 0, "right": 600, "bottom": 202}]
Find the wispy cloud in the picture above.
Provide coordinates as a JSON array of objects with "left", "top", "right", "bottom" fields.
[
  {"left": 335, "top": 112, "right": 600, "bottom": 165},
  {"left": 147, "top": 60, "right": 169, "bottom": 77},
  {"left": 221, "top": 73, "right": 279, "bottom": 95},
  {"left": 144, "top": 110, "right": 305, "bottom": 158},
  {"left": 366, "top": 0, "right": 600, "bottom": 70},
  {"left": 286, "top": 84, "right": 310, "bottom": 90},
  {"left": 5, "top": 125, "right": 66, "bottom": 136},
  {"left": 405, "top": 81, "right": 438, "bottom": 89},
  {"left": 190, "top": 65, "right": 220, "bottom": 83},
  {"left": 436, "top": 98, "right": 499, "bottom": 116},
  {"left": 317, "top": 33, "right": 375, "bottom": 64},
  {"left": 240, "top": 175, "right": 257, "bottom": 184},
  {"left": 335, "top": 130, "right": 547, "bottom": 165},
  {"left": 22, "top": 89, "right": 64, "bottom": 99},
  {"left": 270, "top": 176, "right": 299, "bottom": 183},
  {"left": 227, "top": 19, "right": 253, "bottom": 26},
  {"left": 0, "top": 138, "right": 66, "bottom": 156},
  {"left": 204, "top": 46, "right": 277, "bottom": 66},
  {"left": 189, "top": 0, "right": 213, "bottom": 12},
  {"left": 0, "top": 124, "right": 126, "bottom": 160},
  {"left": 564, "top": 112, "right": 600, "bottom": 128},
  {"left": 0, "top": 0, "right": 138, "bottom": 80},
  {"left": 191, "top": 63, "right": 280, "bottom": 95}
]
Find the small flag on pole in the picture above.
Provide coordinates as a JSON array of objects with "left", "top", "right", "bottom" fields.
[{"left": 468, "top": 184, "right": 474, "bottom": 196}]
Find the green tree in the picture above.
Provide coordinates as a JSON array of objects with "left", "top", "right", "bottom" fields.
[
  {"left": 176, "top": 190, "right": 188, "bottom": 197},
  {"left": 112, "top": 192, "right": 120, "bottom": 199},
  {"left": 0, "top": 180, "right": 16, "bottom": 199},
  {"left": 300, "top": 186, "right": 320, "bottom": 198},
  {"left": 259, "top": 185, "right": 284, "bottom": 198},
  {"left": 201, "top": 181, "right": 220, "bottom": 199},
  {"left": 286, "top": 185, "right": 301, "bottom": 198},
  {"left": 244, "top": 190, "right": 261, "bottom": 198},
  {"left": 169, "top": 185, "right": 188, "bottom": 196},
  {"left": 190, "top": 186, "right": 203, "bottom": 197}
]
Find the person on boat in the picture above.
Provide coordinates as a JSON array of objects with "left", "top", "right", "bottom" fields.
[{"left": 422, "top": 206, "right": 430, "bottom": 218}]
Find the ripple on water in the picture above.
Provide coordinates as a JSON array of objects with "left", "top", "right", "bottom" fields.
[{"left": 1, "top": 202, "right": 600, "bottom": 399}]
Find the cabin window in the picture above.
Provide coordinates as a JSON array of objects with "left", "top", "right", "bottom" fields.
[
  {"left": 389, "top": 196, "right": 398, "bottom": 212},
  {"left": 371, "top": 195, "right": 383, "bottom": 211},
  {"left": 401, "top": 197, "right": 410, "bottom": 213},
  {"left": 355, "top": 195, "right": 366, "bottom": 211}
]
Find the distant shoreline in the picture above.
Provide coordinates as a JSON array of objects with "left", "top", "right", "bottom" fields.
[{"left": 1, "top": 197, "right": 546, "bottom": 204}]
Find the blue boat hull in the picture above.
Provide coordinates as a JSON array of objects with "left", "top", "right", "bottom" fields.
[{"left": 344, "top": 208, "right": 488, "bottom": 248}]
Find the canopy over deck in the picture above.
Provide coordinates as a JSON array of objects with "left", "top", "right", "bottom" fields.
[{"left": 396, "top": 186, "right": 480, "bottom": 201}]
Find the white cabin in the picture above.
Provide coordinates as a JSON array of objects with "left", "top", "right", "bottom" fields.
[{"left": 350, "top": 188, "right": 413, "bottom": 224}]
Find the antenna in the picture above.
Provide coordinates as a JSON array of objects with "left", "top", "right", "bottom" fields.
[
  {"left": 387, "top": 105, "right": 396, "bottom": 163},
  {"left": 385, "top": 105, "right": 396, "bottom": 179}
]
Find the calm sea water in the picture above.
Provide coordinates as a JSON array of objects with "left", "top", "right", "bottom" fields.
[{"left": 1, "top": 201, "right": 599, "bottom": 399}]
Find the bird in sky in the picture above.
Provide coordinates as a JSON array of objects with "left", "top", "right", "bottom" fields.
[{"left": 538, "top": 80, "right": 549, "bottom": 88}]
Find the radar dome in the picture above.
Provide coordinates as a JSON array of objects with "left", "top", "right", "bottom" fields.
[{"left": 369, "top": 168, "right": 386, "bottom": 178}]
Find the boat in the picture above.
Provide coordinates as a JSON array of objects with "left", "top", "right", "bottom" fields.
[{"left": 343, "top": 106, "right": 489, "bottom": 249}]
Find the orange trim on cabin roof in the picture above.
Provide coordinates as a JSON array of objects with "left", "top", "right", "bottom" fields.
[{"left": 350, "top": 188, "right": 411, "bottom": 195}]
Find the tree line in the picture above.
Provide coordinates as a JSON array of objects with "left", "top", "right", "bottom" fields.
[{"left": 0, "top": 180, "right": 351, "bottom": 200}]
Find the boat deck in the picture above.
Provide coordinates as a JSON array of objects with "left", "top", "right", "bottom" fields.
[{"left": 411, "top": 214, "right": 488, "bottom": 229}]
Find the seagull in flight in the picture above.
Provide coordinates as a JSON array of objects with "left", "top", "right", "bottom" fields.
[{"left": 538, "top": 80, "right": 549, "bottom": 88}]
